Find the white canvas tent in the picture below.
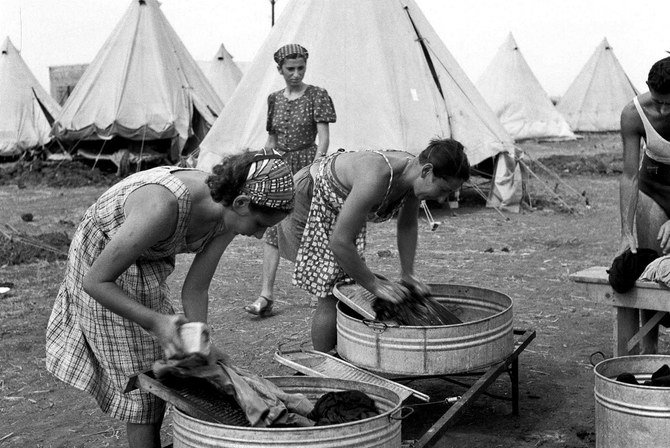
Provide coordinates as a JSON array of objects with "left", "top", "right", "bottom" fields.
[
  {"left": 52, "top": 0, "right": 223, "bottom": 161},
  {"left": 0, "top": 37, "right": 61, "bottom": 157},
  {"left": 198, "top": 44, "right": 243, "bottom": 104},
  {"left": 477, "top": 33, "right": 576, "bottom": 142},
  {"left": 557, "top": 38, "right": 639, "bottom": 132},
  {"left": 196, "top": 0, "right": 522, "bottom": 210}
]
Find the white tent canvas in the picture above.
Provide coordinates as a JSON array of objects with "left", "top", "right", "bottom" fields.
[
  {"left": 197, "top": 0, "right": 522, "bottom": 210},
  {"left": 52, "top": 0, "right": 223, "bottom": 158},
  {"left": 0, "top": 37, "right": 61, "bottom": 156},
  {"left": 477, "top": 33, "right": 575, "bottom": 142},
  {"left": 198, "top": 44, "right": 243, "bottom": 104},
  {"left": 557, "top": 38, "right": 639, "bottom": 132}
]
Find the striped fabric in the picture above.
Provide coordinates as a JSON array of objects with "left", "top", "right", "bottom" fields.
[
  {"left": 45, "top": 166, "right": 218, "bottom": 423},
  {"left": 273, "top": 43, "right": 309, "bottom": 66},
  {"left": 241, "top": 156, "right": 295, "bottom": 211}
]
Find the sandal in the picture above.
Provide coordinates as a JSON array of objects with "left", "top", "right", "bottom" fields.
[{"left": 244, "top": 296, "right": 274, "bottom": 317}]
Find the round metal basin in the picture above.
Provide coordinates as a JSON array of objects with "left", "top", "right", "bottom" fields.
[
  {"left": 594, "top": 355, "right": 670, "bottom": 448},
  {"left": 336, "top": 283, "right": 514, "bottom": 375},
  {"left": 173, "top": 376, "right": 403, "bottom": 448}
]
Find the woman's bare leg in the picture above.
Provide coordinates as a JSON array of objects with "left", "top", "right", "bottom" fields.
[
  {"left": 246, "top": 243, "right": 279, "bottom": 313},
  {"left": 311, "top": 294, "right": 338, "bottom": 352},
  {"left": 261, "top": 243, "right": 280, "bottom": 299},
  {"left": 636, "top": 191, "right": 668, "bottom": 251},
  {"left": 127, "top": 422, "right": 161, "bottom": 448}
]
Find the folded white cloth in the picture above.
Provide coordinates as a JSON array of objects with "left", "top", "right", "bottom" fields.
[{"left": 639, "top": 254, "right": 670, "bottom": 287}]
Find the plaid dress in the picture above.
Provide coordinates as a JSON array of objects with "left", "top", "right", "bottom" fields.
[
  {"left": 292, "top": 151, "right": 408, "bottom": 299},
  {"left": 46, "top": 166, "right": 223, "bottom": 424}
]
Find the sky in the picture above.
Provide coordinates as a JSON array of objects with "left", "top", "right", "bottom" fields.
[{"left": 0, "top": 0, "right": 668, "bottom": 97}]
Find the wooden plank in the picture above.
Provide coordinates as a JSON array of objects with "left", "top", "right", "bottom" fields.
[
  {"left": 611, "top": 288, "right": 670, "bottom": 312},
  {"left": 569, "top": 266, "right": 611, "bottom": 285},
  {"left": 573, "top": 280, "right": 670, "bottom": 312},
  {"left": 627, "top": 311, "right": 665, "bottom": 353},
  {"left": 615, "top": 308, "right": 640, "bottom": 356},
  {"left": 570, "top": 266, "right": 665, "bottom": 290}
]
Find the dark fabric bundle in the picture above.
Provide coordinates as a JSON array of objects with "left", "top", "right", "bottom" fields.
[
  {"left": 372, "top": 281, "right": 462, "bottom": 326},
  {"left": 307, "top": 390, "right": 379, "bottom": 425},
  {"left": 615, "top": 364, "right": 670, "bottom": 387},
  {"left": 607, "top": 248, "right": 659, "bottom": 293}
]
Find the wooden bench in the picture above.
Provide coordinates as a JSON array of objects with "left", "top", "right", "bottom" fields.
[{"left": 570, "top": 266, "right": 670, "bottom": 356}]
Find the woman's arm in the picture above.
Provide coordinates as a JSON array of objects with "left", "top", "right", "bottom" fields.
[
  {"left": 396, "top": 195, "right": 418, "bottom": 277},
  {"left": 82, "top": 185, "right": 186, "bottom": 354},
  {"left": 181, "top": 233, "right": 235, "bottom": 322},
  {"left": 315, "top": 122, "right": 330, "bottom": 159},
  {"left": 620, "top": 103, "right": 643, "bottom": 253}
]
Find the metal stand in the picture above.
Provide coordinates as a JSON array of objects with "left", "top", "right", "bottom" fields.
[{"left": 402, "top": 329, "right": 536, "bottom": 448}]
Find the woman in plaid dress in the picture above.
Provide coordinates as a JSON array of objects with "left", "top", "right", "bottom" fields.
[
  {"left": 45, "top": 151, "right": 294, "bottom": 448},
  {"left": 275, "top": 139, "right": 471, "bottom": 352},
  {"left": 244, "top": 44, "right": 336, "bottom": 317}
]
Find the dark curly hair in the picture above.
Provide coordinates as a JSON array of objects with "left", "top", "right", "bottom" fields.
[
  {"left": 648, "top": 56, "right": 670, "bottom": 94},
  {"left": 418, "top": 138, "right": 470, "bottom": 182},
  {"left": 205, "top": 151, "right": 285, "bottom": 215}
]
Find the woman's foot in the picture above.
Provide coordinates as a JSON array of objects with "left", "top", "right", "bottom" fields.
[{"left": 244, "top": 296, "right": 274, "bottom": 317}]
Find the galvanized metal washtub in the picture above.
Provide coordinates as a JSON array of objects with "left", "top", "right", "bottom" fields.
[
  {"left": 336, "top": 283, "right": 514, "bottom": 375},
  {"left": 172, "top": 376, "right": 405, "bottom": 448},
  {"left": 594, "top": 355, "right": 670, "bottom": 448}
]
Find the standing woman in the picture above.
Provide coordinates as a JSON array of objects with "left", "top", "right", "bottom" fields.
[
  {"left": 46, "top": 152, "right": 294, "bottom": 448},
  {"left": 244, "top": 43, "right": 336, "bottom": 316},
  {"left": 620, "top": 56, "right": 670, "bottom": 255}
]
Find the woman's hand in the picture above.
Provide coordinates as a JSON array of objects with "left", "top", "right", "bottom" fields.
[
  {"left": 152, "top": 314, "right": 188, "bottom": 359},
  {"left": 618, "top": 230, "right": 638, "bottom": 255},
  {"left": 371, "top": 277, "right": 410, "bottom": 303},
  {"left": 658, "top": 220, "right": 670, "bottom": 254},
  {"left": 206, "top": 343, "right": 231, "bottom": 366},
  {"left": 400, "top": 274, "right": 431, "bottom": 297}
]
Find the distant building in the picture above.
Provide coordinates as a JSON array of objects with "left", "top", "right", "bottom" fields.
[{"left": 49, "top": 64, "right": 88, "bottom": 105}]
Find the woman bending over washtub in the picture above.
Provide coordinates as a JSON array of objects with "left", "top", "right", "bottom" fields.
[{"left": 271, "top": 138, "right": 470, "bottom": 352}]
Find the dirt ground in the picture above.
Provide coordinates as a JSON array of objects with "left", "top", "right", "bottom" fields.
[{"left": 1, "top": 133, "right": 668, "bottom": 447}]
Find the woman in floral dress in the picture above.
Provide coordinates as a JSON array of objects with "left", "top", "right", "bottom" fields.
[{"left": 245, "top": 44, "right": 336, "bottom": 316}]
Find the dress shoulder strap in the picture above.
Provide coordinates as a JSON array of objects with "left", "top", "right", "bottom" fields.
[{"left": 372, "top": 150, "right": 394, "bottom": 204}]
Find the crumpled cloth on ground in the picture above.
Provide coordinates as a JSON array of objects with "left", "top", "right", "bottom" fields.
[
  {"left": 615, "top": 364, "right": 670, "bottom": 387},
  {"left": 307, "top": 390, "right": 379, "bottom": 425},
  {"left": 607, "top": 248, "right": 659, "bottom": 293},
  {"left": 373, "top": 280, "right": 462, "bottom": 326},
  {"left": 153, "top": 354, "right": 314, "bottom": 427}
]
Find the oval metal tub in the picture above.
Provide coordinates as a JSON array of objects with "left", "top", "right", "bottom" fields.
[
  {"left": 336, "top": 283, "right": 514, "bottom": 375},
  {"left": 173, "top": 376, "right": 403, "bottom": 448}
]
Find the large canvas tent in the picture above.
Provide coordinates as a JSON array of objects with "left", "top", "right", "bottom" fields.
[
  {"left": 199, "top": 44, "right": 243, "bottom": 104},
  {"left": 477, "top": 33, "right": 575, "bottom": 142},
  {"left": 52, "top": 0, "right": 223, "bottom": 162},
  {"left": 0, "top": 37, "right": 61, "bottom": 157},
  {"left": 557, "top": 38, "right": 638, "bottom": 132},
  {"left": 196, "top": 0, "right": 522, "bottom": 210}
]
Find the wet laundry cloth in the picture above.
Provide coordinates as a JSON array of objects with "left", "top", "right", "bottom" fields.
[
  {"left": 607, "top": 248, "right": 659, "bottom": 293},
  {"left": 153, "top": 354, "right": 314, "bottom": 427},
  {"left": 615, "top": 364, "right": 670, "bottom": 387},
  {"left": 307, "top": 390, "right": 379, "bottom": 426},
  {"left": 373, "top": 280, "right": 462, "bottom": 326}
]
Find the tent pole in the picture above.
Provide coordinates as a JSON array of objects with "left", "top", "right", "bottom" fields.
[{"left": 270, "top": 0, "right": 276, "bottom": 26}]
